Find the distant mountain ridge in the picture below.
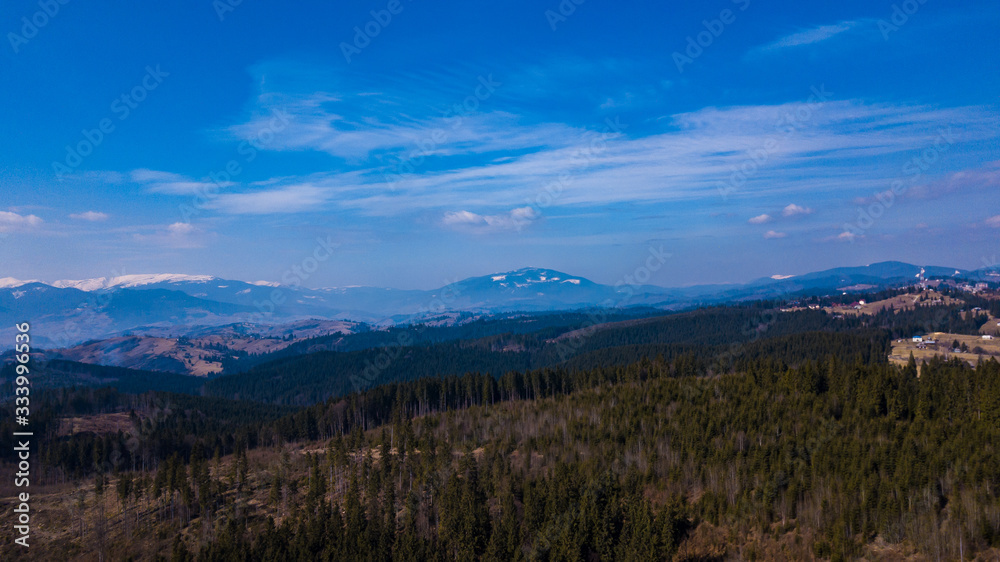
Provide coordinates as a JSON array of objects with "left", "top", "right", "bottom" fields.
[{"left": 1, "top": 262, "right": 995, "bottom": 347}]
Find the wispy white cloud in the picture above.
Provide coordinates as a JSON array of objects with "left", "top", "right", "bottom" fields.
[
  {"left": 149, "top": 181, "right": 225, "bottom": 195},
  {"left": 167, "top": 222, "right": 195, "bottom": 236},
  {"left": 69, "top": 211, "right": 109, "bottom": 221},
  {"left": 132, "top": 169, "right": 232, "bottom": 195},
  {"left": 222, "top": 58, "right": 663, "bottom": 166},
  {"left": 132, "top": 222, "right": 209, "bottom": 248},
  {"left": 599, "top": 92, "right": 634, "bottom": 110},
  {"left": 0, "top": 211, "right": 43, "bottom": 232},
  {"left": 338, "top": 101, "right": 996, "bottom": 215},
  {"left": 130, "top": 97, "right": 1000, "bottom": 221},
  {"left": 748, "top": 214, "right": 772, "bottom": 224},
  {"left": 131, "top": 169, "right": 182, "bottom": 183},
  {"left": 763, "top": 230, "right": 787, "bottom": 239},
  {"left": 985, "top": 215, "right": 1000, "bottom": 228},
  {"left": 441, "top": 207, "right": 539, "bottom": 232},
  {"left": 79, "top": 171, "right": 125, "bottom": 184},
  {"left": 207, "top": 184, "right": 331, "bottom": 214},
  {"left": 782, "top": 204, "right": 813, "bottom": 217},
  {"left": 904, "top": 160, "right": 1000, "bottom": 200},
  {"left": 753, "top": 20, "right": 866, "bottom": 53},
  {"left": 826, "top": 231, "right": 862, "bottom": 242},
  {"left": 852, "top": 161, "right": 1000, "bottom": 207},
  {"left": 231, "top": 104, "right": 578, "bottom": 163}
]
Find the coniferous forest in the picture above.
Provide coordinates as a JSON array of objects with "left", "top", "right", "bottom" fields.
[
  {"left": 6, "top": 0, "right": 999, "bottom": 557},
  {"left": 1, "top": 299, "right": 1000, "bottom": 561}
]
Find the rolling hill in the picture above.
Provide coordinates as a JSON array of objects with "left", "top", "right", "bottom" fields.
[{"left": 0, "top": 262, "right": 994, "bottom": 348}]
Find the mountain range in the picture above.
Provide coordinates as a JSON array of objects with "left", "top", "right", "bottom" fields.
[{"left": 1, "top": 261, "right": 996, "bottom": 348}]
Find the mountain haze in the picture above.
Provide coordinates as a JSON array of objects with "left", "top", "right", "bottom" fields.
[{"left": 1, "top": 262, "right": 994, "bottom": 347}]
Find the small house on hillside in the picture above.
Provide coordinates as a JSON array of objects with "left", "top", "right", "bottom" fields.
[
  {"left": 984, "top": 335, "right": 995, "bottom": 340},
  {"left": 912, "top": 336, "right": 923, "bottom": 342}
]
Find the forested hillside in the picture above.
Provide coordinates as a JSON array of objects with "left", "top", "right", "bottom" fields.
[
  {"left": 192, "top": 355, "right": 1000, "bottom": 561},
  {"left": 220, "top": 309, "right": 663, "bottom": 373},
  {"left": 203, "top": 306, "right": 855, "bottom": 405},
  {"left": 204, "top": 295, "right": 986, "bottom": 406},
  {"left": 1, "top": 297, "right": 998, "bottom": 560}
]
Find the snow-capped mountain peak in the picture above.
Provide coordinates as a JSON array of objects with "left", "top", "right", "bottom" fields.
[
  {"left": 0, "top": 277, "right": 38, "bottom": 289},
  {"left": 52, "top": 274, "right": 217, "bottom": 291},
  {"left": 492, "top": 267, "right": 574, "bottom": 285},
  {"left": 51, "top": 277, "right": 110, "bottom": 291},
  {"left": 459, "top": 268, "right": 594, "bottom": 294}
]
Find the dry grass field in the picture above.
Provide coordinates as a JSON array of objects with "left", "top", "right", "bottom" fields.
[
  {"left": 979, "top": 314, "right": 1000, "bottom": 336},
  {"left": 824, "top": 290, "right": 963, "bottom": 317},
  {"left": 57, "top": 412, "right": 138, "bottom": 437},
  {"left": 889, "top": 331, "right": 1000, "bottom": 370}
]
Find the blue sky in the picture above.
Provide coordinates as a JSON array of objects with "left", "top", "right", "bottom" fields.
[{"left": 1, "top": 0, "right": 998, "bottom": 289}]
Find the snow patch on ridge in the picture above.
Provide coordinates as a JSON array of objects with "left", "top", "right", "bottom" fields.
[
  {"left": 52, "top": 278, "right": 110, "bottom": 291},
  {"left": 52, "top": 274, "right": 217, "bottom": 291},
  {"left": 0, "top": 277, "right": 37, "bottom": 289}
]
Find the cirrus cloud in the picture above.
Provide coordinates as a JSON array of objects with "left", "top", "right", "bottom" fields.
[
  {"left": 208, "top": 184, "right": 331, "bottom": 214},
  {"left": 69, "top": 211, "right": 109, "bottom": 221},
  {"left": 131, "top": 169, "right": 234, "bottom": 195},
  {"left": 751, "top": 20, "right": 867, "bottom": 54}
]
